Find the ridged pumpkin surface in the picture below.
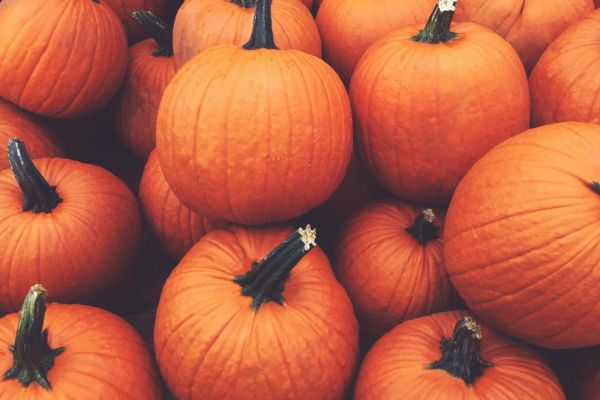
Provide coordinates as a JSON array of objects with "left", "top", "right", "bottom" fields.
[{"left": 103, "top": 0, "right": 168, "bottom": 42}]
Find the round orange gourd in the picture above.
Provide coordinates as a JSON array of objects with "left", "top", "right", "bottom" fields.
[
  {"left": 0, "top": 139, "right": 142, "bottom": 314},
  {"left": 112, "top": 11, "right": 177, "bottom": 161},
  {"left": 154, "top": 225, "right": 359, "bottom": 399},
  {"left": 333, "top": 201, "right": 457, "bottom": 340},
  {"left": 355, "top": 311, "right": 565, "bottom": 399},
  {"left": 103, "top": 0, "right": 168, "bottom": 43},
  {"left": 351, "top": 1, "right": 529, "bottom": 204},
  {"left": 139, "top": 150, "right": 227, "bottom": 261},
  {"left": 444, "top": 122, "right": 600, "bottom": 349},
  {"left": 173, "top": 0, "right": 321, "bottom": 69},
  {"left": 157, "top": 0, "right": 352, "bottom": 224},
  {"left": 0, "top": 285, "right": 163, "bottom": 398},
  {"left": 454, "top": 0, "right": 594, "bottom": 73},
  {"left": 530, "top": 10, "right": 600, "bottom": 126},
  {"left": 0, "top": 0, "right": 128, "bottom": 118},
  {"left": 316, "top": 0, "right": 433, "bottom": 85}
]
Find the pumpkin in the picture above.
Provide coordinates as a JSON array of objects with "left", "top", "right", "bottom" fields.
[
  {"left": 351, "top": 0, "right": 530, "bottom": 204},
  {"left": 454, "top": 0, "right": 594, "bottom": 73},
  {"left": 354, "top": 311, "right": 565, "bottom": 399},
  {"left": 530, "top": 9, "right": 600, "bottom": 126},
  {"left": 157, "top": 0, "right": 352, "bottom": 225},
  {"left": 0, "top": 99, "right": 63, "bottom": 171},
  {"left": 103, "top": 0, "right": 168, "bottom": 43},
  {"left": 316, "top": 0, "right": 433, "bottom": 85},
  {"left": 0, "top": 139, "right": 142, "bottom": 314},
  {"left": 173, "top": 0, "right": 321, "bottom": 69},
  {"left": 154, "top": 225, "right": 359, "bottom": 399},
  {"left": 0, "top": 284, "right": 163, "bottom": 398},
  {"left": 112, "top": 11, "right": 177, "bottom": 161},
  {"left": 0, "top": 0, "right": 128, "bottom": 118},
  {"left": 444, "top": 122, "right": 600, "bottom": 349},
  {"left": 139, "top": 150, "right": 227, "bottom": 261},
  {"left": 333, "top": 201, "right": 457, "bottom": 340}
]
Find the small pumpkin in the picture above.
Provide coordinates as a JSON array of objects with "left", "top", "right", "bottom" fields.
[
  {"left": 0, "top": 285, "right": 163, "bottom": 398},
  {"left": 103, "top": 0, "right": 168, "bottom": 43},
  {"left": 112, "top": 11, "right": 177, "bottom": 161},
  {"left": 0, "top": 139, "right": 142, "bottom": 314},
  {"left": 333, "top": 201, "right": 457, "bottom": 340},
  {"left": 0, "top": 0, "right": 128, "bottom": 118},
  {"left": 157, "top": 0, "right": 352, "bottom": 224},
  {"left": 154, "top": 225, "right": 359, "bottom": 399},
  {"left": 354, "top": 311, "right": 565, "bottom": 399},
  {"left": 173, "top": 0, "right": 321, "bottom": 68},
  {"left": 444, "top": 122, "right": 600, "bottom": 349},
  {"left": 351, "top": 0, "right": 530, "bottom": 204}
]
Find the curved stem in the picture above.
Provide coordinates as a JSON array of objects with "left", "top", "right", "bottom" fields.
[
  {"left": 243, "top": 0, "right": 277, "bottom": 50},
  {"left": 230, "top": 0, "right": 257, "bottom": 7},
  {"left": 7, "top": 138, "right": 63, "bottom": 214},
  {"left": 3, "top": 285, "right": 65, "bottom": 390},
  {"left": 234, "top": 225, "right": 317, "bottom": 310},
  {"left": 132, "top": 11, "right": 173, "bottom": 57},
  {"left": 428, "top": 316, "right": 492, "bottom": 386},
  {"left": 412, "top": 0, "right": 458, "bottom": 43},
  {"left": 405, "top": 209, "right": 438, "bottom": 245}
]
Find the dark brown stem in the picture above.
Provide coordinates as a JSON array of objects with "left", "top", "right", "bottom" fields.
[
  {"left": 243, "top": 0, "right": 277, "bottom": 50},
  {"left": 132, "top": 11, "right": 173, "bottom": 57},
  {"left": 591, "top": 181, "right": 600, "bottom": 194},
  {"left": 405, "top": 209, "right": 438, "bottom": 245},
  {"left": 412, "top": 0, "right": 458, "bottom": 43},
  {"left": 230, "top": 0, "right": 256, "bottom": 7}
]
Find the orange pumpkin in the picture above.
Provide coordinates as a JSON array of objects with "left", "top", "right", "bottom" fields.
[
  {"left": 351, "top": 1, "right": 529, "bottom": 204},
  {"left": 316, "top": 0, "right": 433, "bottom": 85},
  {"left": 112, "top": 11, "right": 177, "bottom": 161},
  {"left": 103, "top": 0, "right": 168, "bottom": 43},
  {"left": 0, "top": 139, "right": 142, "bottom": 314},
  {"left": 173, "top": 0, "right": 321, "bottom": 69},
  {"left": 333, "top": 201, "right": 457, "bottom": 340},
  {"left": 154, "top": 225, "right": 359, "bottom": 399},
  {"left": 0, "top": 285, "right": 163, "bottom": 398},
  {"left": 0, "top": 0, "right": 128, "bottom": 118},
  {"left": 530, "top": 9, "right": 600, "bottom": 126},
  {"left": 157, "top": 0, "right": 352, "bottom": 224},
  {"left": 444, "top": 122, "right": 600, "bottom": 349},
  {"left": 454, "top": 0, "right": 594, "bottom": 73},
  {"left": 355, "top": 311, "right": 565, "bottom": 399},
  {"left": 139, "top": 150, "right": 227, "bottom": 261}
]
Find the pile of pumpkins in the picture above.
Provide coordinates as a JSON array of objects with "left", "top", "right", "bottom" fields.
[{"left": 0, "top": 0, "right": 598, "bottom": 398}]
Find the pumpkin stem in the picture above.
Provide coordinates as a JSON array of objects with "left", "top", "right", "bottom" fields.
[
  {"left": 7, "top": 138, "right": 63, "bottom": 214},
  {"left": 412, "top": 0, "right": 458, "bottom": 43},
  {"left": 243, "top": 0, "right": 277, "bottom": 50},
  {"left": 3, "top": 285, "right": 65, "bottom": 390},
  {"left": 230, "top": 0, "right": 257, "bottom": 7},
  {"left": 591, "top": 181, "right": 600, "bottom": 194},
  {"left": 406, "top": 209, "right": 438, "bottom": 245},
  {"left": 132, "top": 11, "right": 173, "bottom": 57},
  {"left": 428, "top": 316, "right": 492, "bottom": 386},
  {"left": 234, "top": 225, "right": 317, "bottom": 310}
]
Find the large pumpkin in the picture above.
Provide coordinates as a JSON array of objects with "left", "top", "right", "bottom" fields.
[
  {"left": 154, "top": 225, "right": 359, "bottom": 399},
  {"left": 444, "top": 122, "right": 600, "bottom": 349},
  {"left": 103, "top": 0, "right": 168, "bottom": 43},
  {"left": 112, "top": 11, "right": 177, "bottom": 161},
  {"left": 0, "top": 0, "right": 128, "bottom": 118},
  {"left": 173, "top": 0, "right": 321, "bottom": 68},
  {"left": 0, "top": 285, "right": 163, "bottom": 398},
  {"left": 157, "top": 0, "right": 352, "bottom": 224},
  {"left": 333, "top": 201, "right": 457, "bottom": 340},
  {"left": 354, "top": 311, "right": 565, "bottom": 399},
  {"left": 351, "top": 1, "right": 530, "bottom": 204},
  {"left": 454, "top": 0, "right": 594, "bottom": 73},
  {"left": 0, "top": 139, "right": 142, "bottom": 314},
  {"left": 316, "top": 0, "right": 434, "bottom": 85},
  {"left": 530, "top": 9, "right": 600, "bottom": 126}
]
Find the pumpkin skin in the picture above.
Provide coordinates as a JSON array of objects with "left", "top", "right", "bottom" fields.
[
  {"left": 154, "top": 225, "right": 359, "bottom": 399},
  {"left": 355, "top": 311, "right": 565, "bottom": 400},
  {"left": 103, "top": 0, "right": 168, "bottom": 43},
  {"left": 316, "top": 0, "right": 434, "bottom": 85},
  {"left": 454, "top": 0, "right": 594, "bottom": 73},
  {"left": 0, "top": 0, "right": 128, "bottom": 118},
  {"left": 444, "top": 122, "right": 600, "bottom": 349},
  {"left": 173, "top": 0, "right": 321, "bottom": 69},
  {"left": 530, "top": 10, "right": 600, "bottom": 126},
  {"left": 139, "top": 150, "right": 227, "bottom": 261},
  {"left": 351, "top": 19, "right": 530, "bottom": 204}
]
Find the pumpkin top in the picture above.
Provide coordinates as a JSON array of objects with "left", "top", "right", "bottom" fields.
[
  {"left": 132, "top": 10, "right": 173, "bottom": 57},
  {"left": 405, "top": 208, "right": 438, "bottom": 245},
  {"left": 243, "top": 0, "right": 277, "bottom": 50},
  {"left": 413, "top": 0, "right": 458, "bottom": 43}
]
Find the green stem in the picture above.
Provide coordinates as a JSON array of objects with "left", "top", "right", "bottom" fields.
[
  {"left": 243, "top": 0, "right": 277, "bottom": 50},
  {"left": 405, "top": 209, "right": 438, "bottom": 246},
  {"left": 230, "top": 0, "right": 257, "bottom": 7},
  {"left": 3, "top": 285, "right": 65, "bottom": 390},
  {"left": 7, "top": 138, "right": 63, "bottom": 214},
  {"left": 132, "top": 11, "right": 173, "bottom": 57},
  {"left": 234, "top": 225, "right": 317, "bottom": 310},
  {"left": 412, "top": 0, "right": 458, "bottom": 43}
]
